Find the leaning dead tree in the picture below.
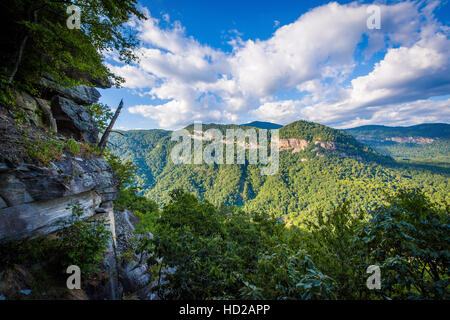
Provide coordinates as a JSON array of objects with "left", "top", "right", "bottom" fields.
[
  {"left": 9, "top": 10, "right": 38, "bottom": 84},
  {"left": 98, "top": 99, "right": 124, "bottom": 153}
]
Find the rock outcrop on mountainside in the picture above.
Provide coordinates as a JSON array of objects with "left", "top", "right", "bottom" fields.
[
  {"left": 279, "top": 138, "right": 309, "bottom": 153},
  {"left": 344, "top": 123, "right": 450, "bottom": 162}
]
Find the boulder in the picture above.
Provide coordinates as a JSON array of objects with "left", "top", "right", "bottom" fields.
[
  {"left": 14, "top": 90, "right": 38, "bottom": 112},
  {"left": 41, "top": 78, "right": 101, "bottom": 106},
  {"left": 58, "top": 85, "right": 101, "bottom": 106},
  {"left": 113, "top": 209, "right": 175, "bottom": 299},
  {"left": 51, "top": 158, "right": 119, "bottom": 200},
  {"left": 13, "top": 91, "right": 44, "bottom": 127},
  {"left": 51, "top": 96, "right": 99, "bottom": 144}
]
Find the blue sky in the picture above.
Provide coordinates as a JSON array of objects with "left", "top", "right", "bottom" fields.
[{"left": 99, "top": 0, "right": 450, "bottom": 130}]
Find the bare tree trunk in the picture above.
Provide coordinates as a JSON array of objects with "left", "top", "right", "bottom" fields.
[
  {"left": 8, "top": 10, "right": 38, "bottom": 84},
  {"left": 98, "top": 99, "right": 124, "bottom": 153},
  {"left": 8, "top": 35, "right": 28, "bottom": 84}
]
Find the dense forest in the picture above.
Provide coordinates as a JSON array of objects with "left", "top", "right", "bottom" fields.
[
  {"left": 115, "top": 185, "right": 449, "bottom": 299},
  {"left": 109, "top": 121, "right": 449, "bottom": 226},
  {"left": 109, "top": 120, "right": 449, "bottom": 299}
]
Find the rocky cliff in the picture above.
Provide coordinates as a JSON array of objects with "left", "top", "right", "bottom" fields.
[
  {"left": 0, "top": 77, "right": 122, "bottom": 299},
  {"left": 0, "top": 77, "right": 118, "bottom": 242}
]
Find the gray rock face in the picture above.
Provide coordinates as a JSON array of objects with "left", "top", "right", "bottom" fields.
[
  {"left": 14, "top": 90, "right": 38, "bottom": 112},
  {"left": 58, "top": 85, "right": 101, "bottom": 106},
  {"left": 0, "top": 191, "right": 101, "bottom": 241},
  {"left": 100, "top": 205, "right": 122, "bottom": 300},
  {"left": 11, "top": 82, "right": 102, "bottom": 145},
  {"left": 0, "top": 158, "right": 119, "bottom": 241},
  {"left": 35, "top": 98, "right": 57, "bottom": 132},
  {"left": 91, "top": 76, "right": 112, "bottom": 89},
  {"left": 0, "top": 174, "right": 34, "bottom": 206},
  {"left": 41, "top": 78, "right": 101, "bottom": 106},
  {"left": 114, "top": 209, "right": 153, "bottom": 299},
  {"left": 0, "top": 196, "right": 7, "bottom": 209},
  {"left": 13, "top": 91, "right": 44, "bottom": 127},
  {"left": 113, "top": 210, "right": 176, "bottom": 300},
  {"left": 51, "top": 158, "right": 119, "bottom": 201},
  {"left": 51, "top": 96, "right": 99, "bottom": 144}
]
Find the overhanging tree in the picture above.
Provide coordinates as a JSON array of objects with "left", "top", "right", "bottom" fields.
[{"left": 0, "top": 0, "right": 146, "bottom": 92}]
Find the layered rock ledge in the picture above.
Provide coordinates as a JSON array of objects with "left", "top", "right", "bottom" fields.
[{"left": 0, "top": 158, "right": 119, "bottom": 242}]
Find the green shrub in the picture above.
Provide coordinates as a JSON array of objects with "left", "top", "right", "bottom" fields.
[
  {"left": 302, "top": 202, "right": 370, "bottom": 299},
  {"left": 56, "top": 202, "right": 111, "bottom": 275},
  {"left": 65, "top": 137, "right": 81, "bottom": 156},
  {"left": 363, "top": 188, "right": 450, "bottom": 299},
  {"left": 85, "top": 103, "right": 114, "bottom": 133},
  {"left": 242, "top": 244, "right": 336, "bottom": 300},
  {"left": 23, "top": 135, "right": 63, "bottom": 166},
  {"left": 104, "top": 151, "right": 137, "bottom": 188},
  {"left": 0, "top": 202, "right": 111, "bottom": 296}
]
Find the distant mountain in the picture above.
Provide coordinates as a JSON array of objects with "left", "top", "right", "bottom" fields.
[
  {"left": 241, "top": 121, "right": 283, "bottom": 130},
  {"left": 344, "top": 123, "right": 450, "bottom": 140},
  {"left": 345, "top": 123, "right": 450, "bottom": 162},
  {"left": 110, "top": 120, "right": 449, "bottom": 224}
]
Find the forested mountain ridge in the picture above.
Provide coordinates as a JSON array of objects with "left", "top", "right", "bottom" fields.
[
  {"left": 110, "top": 120, "right": 391, "bottom": 191},
  {"left": 109, "top": 120, "right": 449, "bottom": 224},
  {"left": 279, "top": 120, "right": 389, "bottom": 162},
  {"left": 345, "top": 123, "right": 450, "bottom": 162},
  {"left": 344, "top": 123, "right": 450, "bottom": 140},
  {"left": 241, "top": 121, "right": 283, "bottom": 129}
]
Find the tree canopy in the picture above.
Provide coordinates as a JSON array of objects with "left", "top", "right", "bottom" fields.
[{"left": 0, "top": 0, "right": 145, "bottom": 92}]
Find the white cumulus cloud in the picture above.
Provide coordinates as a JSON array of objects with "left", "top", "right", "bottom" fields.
[{"left": 110, "top": 1, "right": 450, "bottom": 129}]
